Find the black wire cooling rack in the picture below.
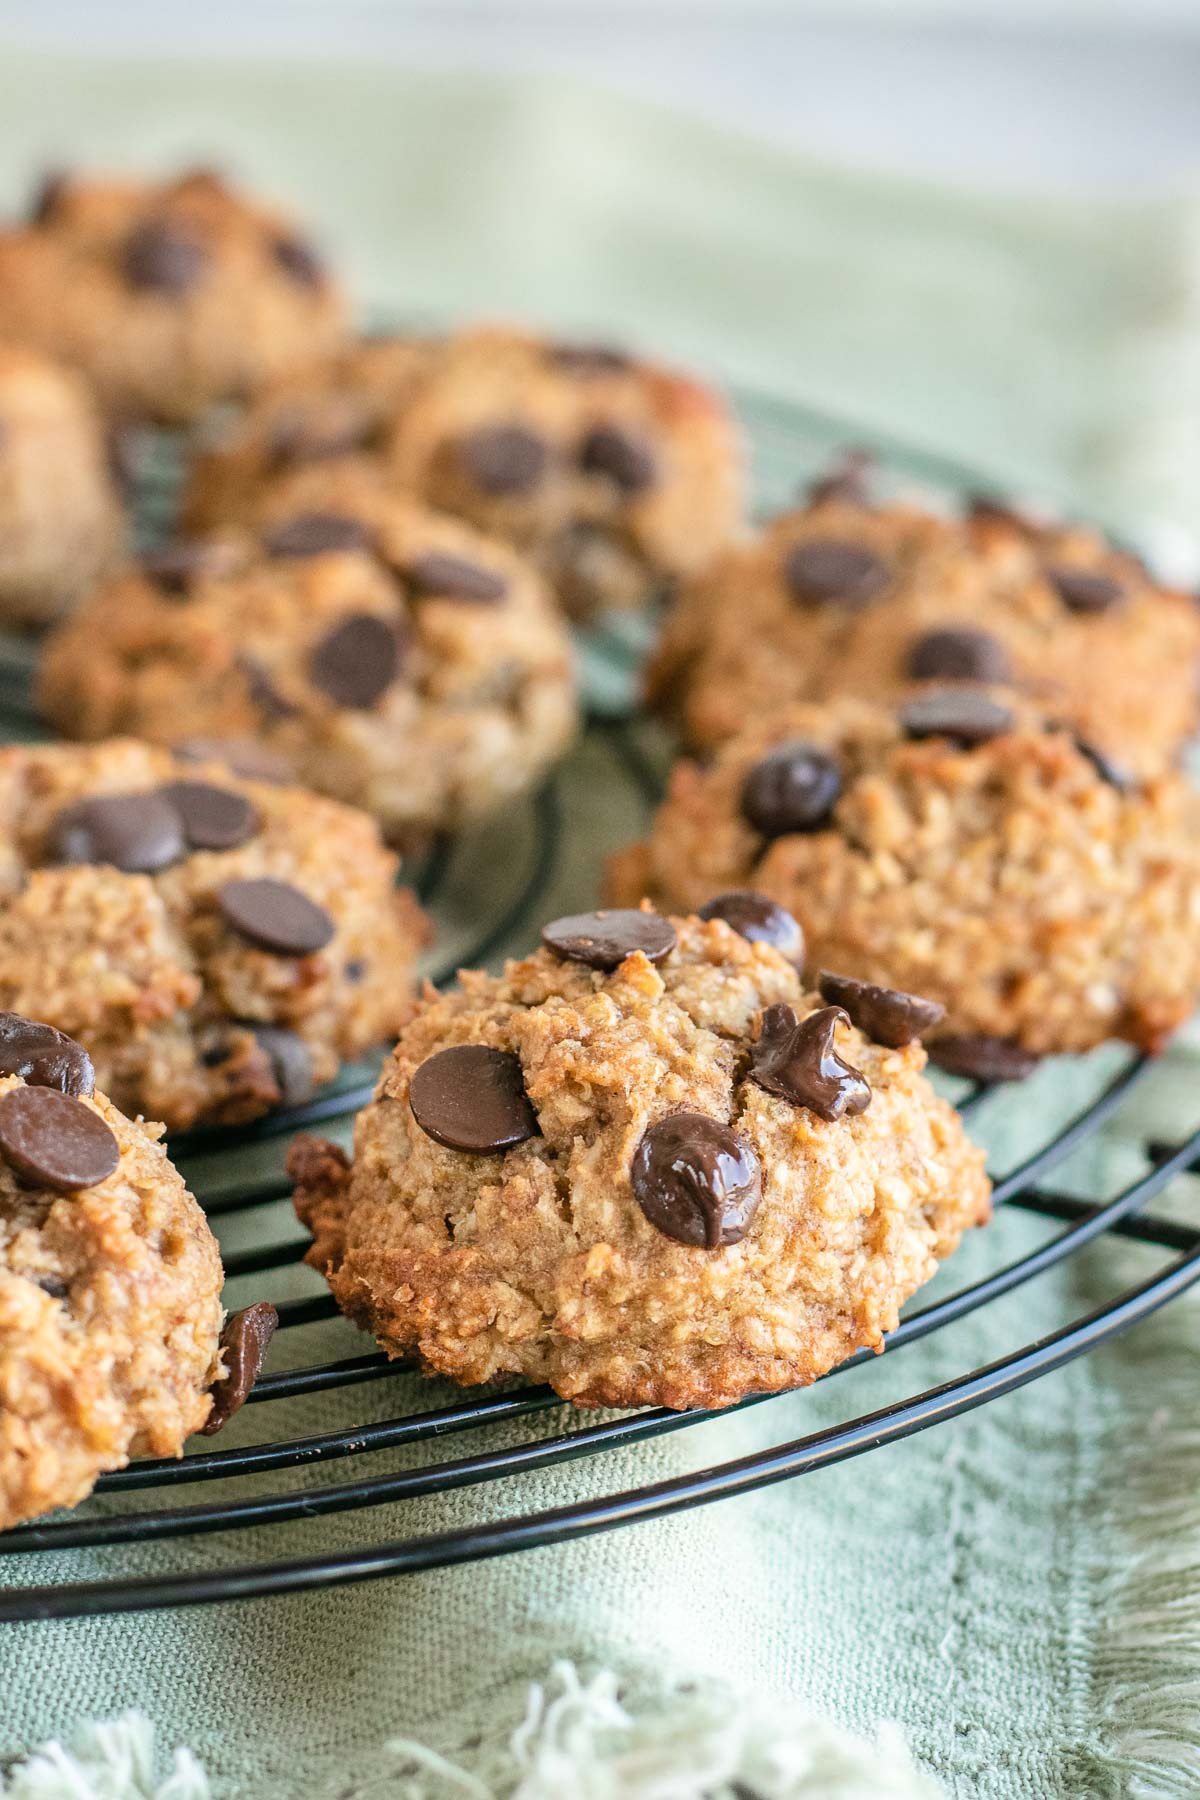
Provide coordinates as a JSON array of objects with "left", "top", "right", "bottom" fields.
[{"left": 2, "top": 387, "right": 1199, "bottom": 1625}]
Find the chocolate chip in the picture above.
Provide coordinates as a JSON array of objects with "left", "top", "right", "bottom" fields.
[
  {"left": 403, "top": 552, "right": 507, "bottom": 604},
  {"left": 123, "top": 218, "right": 208, "bottom": 294},
  {"left": 141, "top": 539, "right": 238, "bottom": 597},
  {"left": 967, "top": 493, "right": 1036, "bottom": 534},
  {"left": 252, "top": 1025, "right": 314, "bottom": 1109},
  {"left": 0, "top": 1088, "right": 119, "bottom": 1193},
  {"left": 236, "top": 655, "right": 298, "bottom": 723},
  {"left": 310, "top": 614, "right": 403, "bottom": 708},
  {"left": 31, "top": 1273, "right": 69, "bottom": 1299},
  {"left": 173, "top": 737, "right": 293, "bottom": 785},
  {"left": 272, "top": 233, "right": 324, "bottom": 289},
  {"left": 698, "top": 892, "right": 805, "bottom": 966},
  {"left": 217, "top": 878, "right": 335, "bottom": 956},
  {"left": 1044, "top": 564, "right": 1125, "bottom": 614},
  {"left": 50, "top": 791, "right": 185, "bottom": 874},
  {"left": 0, "top": 1014, "right": 94, "bottom": 1097},
  {"left": 750, "top": 1004, "right": 871, "bottom": 1121},
  {"left": 458, "top": 425, "right": 548, "bottom": 496},
  {"left": 549, "top": 343, "right": 632, "bottom": 376},
  {"left": 409, "top": 1045, "right": 538, "bottom": 1153},
  {"left": 160, "top": 781, "right": 259, "bottom": 851},
  {"left": 200, "top": 1301, "right": 278, "bottom": 1434},
  {"left": 344, "top": 958, "right": 366, "bottom": 983},
  {"left": 579, "top": 425, "right": 657, "bottom": 494},
  {"left": 783, "top": 538, "right": 889, "bottom": 607},
  {"left": 907, "top": 627, "right": 1013, "bottom": 685},
  {"left": 631, "top": 1112, "right": 762, "bottom": 1250},
  {"left": 899, "top": 689, "right": 1015, "bottom": 746},
  {"left": 1072, "top": 733, "right": 1132, "bottom": 792},
  {"left": 740, "top": 742, "right": 842, "bottom": 838},
  {"left": 806, "top": 448, "right": 874, "bottom": 507},
  {"left": 928, "top": 1035, "right": 1039, "bottom": 1083},
  {"left": 542, "top": 908, "right": 677, "bottom": 971},
  {"left": 267, "top": 400, "right": 372, "bottom": 467},
  {"left": 29, "top": 168, "right": 69, "bottom": 226},
  {"left": 817, "top": 972, "right": 944, "bottom": 1048},
  {"left": 261, "top": 513, "right": 372, "bottom": 559}
]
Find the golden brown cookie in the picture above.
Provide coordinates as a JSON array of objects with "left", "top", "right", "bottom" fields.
[
  {"left": 0, "top": 1021, "right": 224, "bottom": 1529},
  {"left": 647, "top": 480, "right": 1200, "bottom": 779},
  {"left": 290, "top": 908, "right": 989, "bottom": 1410},
  {"left": 608, "top": 691, "right": 1200, "bottom": 1065},
  {"left": 0, "top": 738, "right": 426, "bottom": 1130},
  {"left": 0, "top": 168, "right": 347, "bottom": 424},
  {"left": 37, "top": 483, "right": 578, "bottom": 846}
]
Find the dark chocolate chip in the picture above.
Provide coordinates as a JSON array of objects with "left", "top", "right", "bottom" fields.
[
  {"left": 1072, "top": 733, "right": 1133, "bottom": 792},
  {"left": 31, "top": 1272, "right": 69, "bottom": 1299},
  {"left": 899, "top": 689, "right": 1015, "bottom": 746},
  {"left": 630, "top": 1112, "right": 762, "bottom": 1250},
  {"left": 817, "top": 972, "right": 945, "bottom": 1048},
  {"left": 344, "top": 958, "right": 366, "bottom": 983},
  {"left": 927, "top": 1035, "right": 1039, "bottom": 1082},
  {"left": 0, "top": 1087, "right": 119, "bottom": 1193},
  {"left": 267, "top": 400, "right": 372, "bottom": 467},
  {"left": 541, "top": 908, "right": 677, "bottom": 971},
  {"left": 29, "top": 168, "right": 69, "bottom": 226},
  {"left": 309, "top": 614, "right": 403, "bottom": 708},
  {"left": 123, "top": 218, "right": 208, "bottom": 294},
  {"left": 252, "top": 1025, "right": 314, "bottom": 1109},
  {"left": 173, "top": 737, "right": 293, "bottom": 785},
  {"left": 261, "top": 513, "right": 372, "bottom": 559},
  {"left": 50, "top": 791, "right": 185, "bottom": 874},
  {"left": 141, "top": 539, "right": 238, "bottom": 597},
  {"left": 907, "top": 626, "right": 1013, "bottom": 686},
  {"left": 549, "top": 343, "right": 632, "bottom": 376},
  {"left": 458, "top": 425, "right": 548, "bottom": 496},
  {"left": 271, "top": 233, "right": 324, "bottom": 289},
  {"left": 1044, "top": 564, "right": 1125, "bottom": 614},
  {"left": 403, "top": 551, "right": 507, "bottom": 604},
  {"left": 966, "top": 493, "right": 1036, "bottom": 534},
  {"left": 200, "top": 1301, "right": 279, "bottom": 1435},
  {"left": 783, "top": 538, "right": 889, "bottom": 608},
  {"left": 236, "top": 655, "right": 298, "bottom": 723},
  {"left": 578, "top": 425, "right": 657, "bottom": 494},
  {"left": 750, "top": 1004, "right": 871, "bottom": 1121},
  {"left": 740, "top": 742, "right": 842, "bottom": 838},
  {"left": 0, "top": 1014, "right": 95, "bottom": 1096},
  {"left": 160, "top": 781, "right": 259, "bottom": 851},
  {"left": 806, "top": 448, "right": 874, "bottom": 507},
  {"left": 217, "top": 878, "right": 335, "bottom": 956},
  {"left": 697, "top": 891, "right": 805, "bottom": 966},
  {"left": 409, "top": 1045, "right": 538, "bottom": 1153}
]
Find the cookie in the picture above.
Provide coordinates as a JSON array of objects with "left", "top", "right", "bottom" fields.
[
  {"left": 184, "top": 323, "right": 745, "bottom": 618},
  {"left": 37, "top": 480, "right": 578, "bottom": 845},
  {"left": 290, "top": 908, "right": 989, "bottom": 1410},
  {"left": 647, "top": 479, "right": 1200, "bottom": 779},
  {"left": 0, "top": 344, "right": 125, "bottom": 628},
  {"left": 0, "top": 167, "right": 347, "bottom": 424},
  {"left": 0, "top": 738, "right": 426, "bottom": 1130},
  {"left": 0, "top": 1021, "right": 224, "bottom": 1528},
  {"left": 608, "top": 692, "right": 1200, "bottom": 1062}
]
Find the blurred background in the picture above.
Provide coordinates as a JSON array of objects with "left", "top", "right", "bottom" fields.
[{"left": 3, "top": 1, "right": 1198, "bottom": 552}]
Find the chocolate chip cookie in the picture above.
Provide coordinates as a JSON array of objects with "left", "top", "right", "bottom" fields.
[
  {"left": 0, "top": 1016, "right": 224, "bottom": 1528},
  {"left": 0, "top": 738, "right": 426, "bottom": 1130},
  {"left": 37, "top": 479, "right": 578, "bottom": 844},
  {"left": 0, "top": 168, "right": 347, "bottom": 424},
  {"left": 290, "top": 908, "right": 989, "bottom": 1410},
  {"left": 608, "top": 692, "right": 1200, "bottom": 1064},
  {"left": 647, "top": 478, "right": 1200, "bottom": 779}
]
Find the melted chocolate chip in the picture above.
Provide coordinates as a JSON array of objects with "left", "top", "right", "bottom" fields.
[
  {"left": 783, "top": 538, "right": 889, "bottom": 608},
  {"left": 29, "top": 169, "right": 69, "bottom": 226},
  {"left": 309, "top": 614, "right": 403, "bottom": 708},
  {"left": 31, "top": 1272, "right": 69, "bottom": 1299},
  {"left": 50, "top": 791, "right": 185, "bottom": 874},
  {"left": 740, "top": 742, "right": 842, "bottom": 838},
  {"left": 409, "top": 1045, "right": 538, "bottom": 1153},
  {"left": 458, "top": 425, "right": 548, "bottom": 496},
  {"left": 252, "top": 1025, "right": 314, "bottom": 1109},
  {"left": 160, "top": 781, "right": 259, "bottom": 852},
  {"left": 579, "top": 425, "right": 657, "bottom": 493},
  {"left": 261, "top": 513, "right": 372, "bottom": 559},
  {"left": 750, "top": 1003, "right": 871, "bottom": 1121},
  {"left": 272, "top": 233, "right": 324, "bottom": 289},
  {"left": 899, "top": 689, "right": 1015, "bottom": 747},
  {"left": 928, "top": 1035, "right": 1039, "bottom": 1082},
  {"left": 806, "top": 448, "right": 874, "bottom": 507},
  {"left": 237, "top": 655, "right": 298, "bottom": 723},
  {"left": 1072, "top": 733, "right": 1133, "bottom": 792},
  {"left": 817, "top": 972, "right": 945, "bottom": 1048},
  {"left": 549, "top": 343, "right": 632, "bottom": 376},
  {"left": 217, "top": 878, "right": 335, "bottom": 957},
  {"left": 141, "top": 539, "right": 238, "bottom": 597},
  {"left": 123, "top": 218, "right": 208, "bottom": 294},
  {"left": 697, "top": 892, "right": 805, "bottom": 966},
  {"left": 345, "top": 958, "right": 366, "bottom": 983},
  {"left": 0, "top": 1014, "right": 94, "bottom": 1097},
  {"left": 200, "top": 1302, "right": 279, "bottom": 1434},
  {"left": 1045, "top": 564, "right": 1124, "bottom": 614},
  {"left": 403, "top": 551, "right": 507, "bottom": 604},
  {"left": 907, "top": 626, "right": 1013, "bottom": 686},
  {"left": 631, "top": 1112, "right": 762, "bottom": 1250},
  {"left": 0, "top": 1087, "right": 119, "bottom": 1193},
  {"left": 173, "top": 737, "right": 293, "bottom": 785},
  {"left": 542, "top": 908, "right": 677, "bottom": 971}
]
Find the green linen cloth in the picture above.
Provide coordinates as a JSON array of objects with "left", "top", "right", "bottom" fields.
[{"left": 0, "top": 51, "right": 1198, "bottom": 1798}]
